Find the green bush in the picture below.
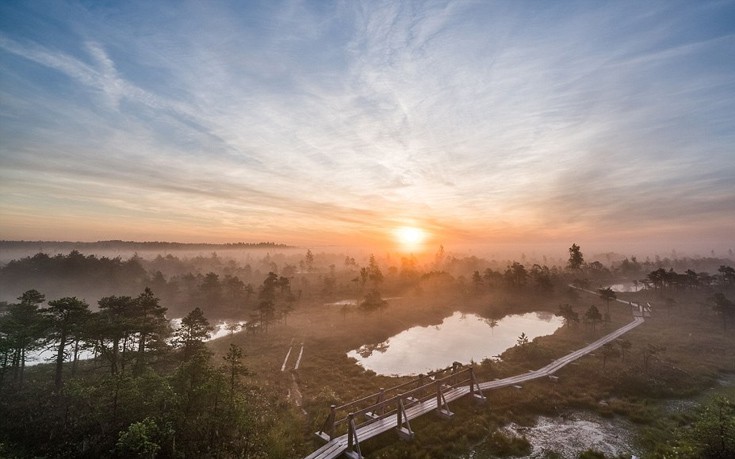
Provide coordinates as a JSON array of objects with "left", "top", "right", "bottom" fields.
[
  {"left": 578, "top": 449, "right": 606, "bottom": 459},
  {"left": 484, "top": 430, "right": 532, "bottom": 457},
  {"left": 115, "top": 418, "right": 163, "bottom": 459}
]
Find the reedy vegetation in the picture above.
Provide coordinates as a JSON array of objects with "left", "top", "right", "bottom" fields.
[{"left": 0, "top": 244, "right": 734, "bottom": 458}]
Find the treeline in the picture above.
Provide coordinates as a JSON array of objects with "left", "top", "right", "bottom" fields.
[
  {"left": 639, "top": 266, "right": 735, "bottom": 332},
  {"left": 468, "top": 262, "right": 559, "bottom": 293},
  {"left": 0, "top": 251, "right": 149, "bottom": 302},
  {"left": 2, "top": 247, "right": 733, "bottom": 320},
  {"left": 0, "top": 252, "right": 262, "bottom": 318},
  {"left": 641, "top": 265, "right": 735, "bottom": 291},
  {"left": 0, "top": 274, "right": 298, "bottom": 389},
  {"left": 0, "top": 288, "right": 284, "bottom": 458},
  {"left": 0, "top": 250, "right": 366, "bottom": 319},
  {"left": 0, "top": 240, "right": 292, "bottom": 251},
  {"left": 2, "top": 288, "right": 186, "bottom": 389}
]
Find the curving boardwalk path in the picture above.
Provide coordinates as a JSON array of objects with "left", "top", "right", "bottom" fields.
[{"left": 304, "top": 294, "right": 645, "bottom": 459}]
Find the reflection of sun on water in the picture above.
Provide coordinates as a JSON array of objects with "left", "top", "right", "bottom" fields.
[{"left": 394, "top": 226, "right": 428, "bottom": 252}]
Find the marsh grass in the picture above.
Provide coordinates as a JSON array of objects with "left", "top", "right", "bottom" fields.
[{"left": 204, "top": 285, "right": 734, "bottom": 457}]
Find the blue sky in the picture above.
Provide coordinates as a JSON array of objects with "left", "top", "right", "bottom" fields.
[{"left": 1, "top": 0, "right": 734, "bottom": 253}]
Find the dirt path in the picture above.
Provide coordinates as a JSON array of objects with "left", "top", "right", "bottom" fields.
[
  {"left": 289, "top": 371, "right": 307, "bottom": 415},
  {"left": 281, "top": 338, "right": 294, "bottom": 371},
  {"left": 294, "top": 342, "right": 304, "bottom": 369},
  {"left": 283, "top": 338, "right": 307, "bottom": 415}
]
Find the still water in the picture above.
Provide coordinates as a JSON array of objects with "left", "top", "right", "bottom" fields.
[
  {"left": 608, "top": 282, "right": 641, "bottom": 292},
  {"left": 26, "top": 319, "right": 245, "bottom": 366},
  {"left": 347, "top": 311, "right": 563, "bottom": 376},
  {"left": 492, "top": 412, "right": 639, "bottom": 458}
]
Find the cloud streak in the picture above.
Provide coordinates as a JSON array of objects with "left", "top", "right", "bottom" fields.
[{"left": 1, "top": 0, "right": 733, "bottom": 251}]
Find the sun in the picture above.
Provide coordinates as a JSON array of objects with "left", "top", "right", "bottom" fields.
[{"left": 393, "top": 226, "right": 428, "bottom": 251}]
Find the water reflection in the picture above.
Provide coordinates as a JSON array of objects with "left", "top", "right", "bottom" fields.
[
  {"left": 354, "top": 341, "right": 390, "bottom": 358},
  {"left": 324, "top": 299, "right": 357, "bottom": 307},
  {"left": 27, "top": 318, "right": 245, "bottom": 366},
  {"left": 608, "top": 282, "right": 640, "bottom": 292},
  {"left": 498, "top": 412, "right": 639, "bottom": 458},
  {"left": 169, "top": 318, "right": 247, "bottom": 341},
  {"left": 347, "top": 311, "right": 563, "bottom": 376}
]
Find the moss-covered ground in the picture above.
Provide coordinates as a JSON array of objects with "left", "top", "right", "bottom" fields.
[{"left": 206, "top": 285, "right": 734, "bottom": 458}]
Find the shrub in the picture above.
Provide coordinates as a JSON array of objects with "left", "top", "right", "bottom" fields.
[{"left": 484, "top": 430, "right": 532, "bottom": 457}]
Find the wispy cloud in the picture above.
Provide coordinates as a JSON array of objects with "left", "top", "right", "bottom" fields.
[{"left": 1, "top": 0, "right": 733, "bottom": 250}]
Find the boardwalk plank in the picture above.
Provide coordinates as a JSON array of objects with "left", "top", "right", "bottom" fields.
[{"left": 303, "top": 315, "right": 645, "bottom": 459}]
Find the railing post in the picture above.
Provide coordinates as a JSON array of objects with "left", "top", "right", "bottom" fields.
[
  {"left": 436, "top": 380, "right": 454, "bottom": 419},
  {"left": 469, "top": 367, "right": 476, "bottom": 396},
  {"left": 396, "top": 397, "right": 415, "bottom": 440},
  {"left": 345, "top": 413, "right": 362, "bottom": 459},
  {"left": 469, "top": 366, "right": 486, "bottom": 403},
  {"left": 414, "top": 373, "right": 426, "bottom": 400},
  {"left": 366, "top": 388, "right": 385, "bottom": 419},
  {"left": 347, "top": 413, "right": 355, "bottom": 450},
  {"left": 315, "top": 404, "right": 337, "bottom": 442},
  {"left": 451, "top": 361, "right": 461, "bottom": 386},
  {"left": 327, "top": 404, "right": 336, "bottom": 439}
]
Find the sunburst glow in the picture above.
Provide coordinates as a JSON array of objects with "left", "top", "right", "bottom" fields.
[
  {"left": 394, "top": 226, "right": 428, "bottom": 251},
  {"left": 0, "top": 2, "right": 731, "bottom": 252}
]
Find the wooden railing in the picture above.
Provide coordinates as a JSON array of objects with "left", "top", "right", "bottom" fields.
[
  {"left": 316, "top": 364, "right": 485, "bottom": 443},
  {"left": 305, "top": 289, "right": 648, "bottom": 459}
]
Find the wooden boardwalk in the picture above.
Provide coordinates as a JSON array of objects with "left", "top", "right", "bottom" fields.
[{"left": 304, "top": 303, "right": 645, "bottom": 458}]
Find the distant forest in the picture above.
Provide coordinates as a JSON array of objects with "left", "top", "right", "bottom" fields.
[
  {"left": 0, "top": 240, "right": 293, "bottom": 251},
  {"left": 0, "top": 251, "right": 281, "bottom": 319},
  {"left": 1, "top": 244, "right": 734, "bottom": 457},
  {"left": 1, "top": 247, "right": 733, "bottom": 321}
]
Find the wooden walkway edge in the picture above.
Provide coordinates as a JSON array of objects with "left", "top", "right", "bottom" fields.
[{"left": 304, "top": 314, "right": 645, "bottom": 459}]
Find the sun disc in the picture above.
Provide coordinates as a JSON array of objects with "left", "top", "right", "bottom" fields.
[{"left": 394, "top": 226, "right": 427, "bottom": 249}]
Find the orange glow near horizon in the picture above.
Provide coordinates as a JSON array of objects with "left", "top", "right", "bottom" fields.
[{"left": 393, "top": 226, "right": 429, "bottom": 253}]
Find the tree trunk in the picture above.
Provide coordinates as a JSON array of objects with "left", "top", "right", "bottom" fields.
[
  {"left": 55, "top": 330, "right": 67, "bottom": 390},
  {"left": 0, "top": 351, "right": 7, "bottom": 385},
  {"left": 121, "top": 334, "right": 128, "bottom": 373},
  {"left": 19, "top": 348, "right": 25, "bottom": 386},
  {"left": 112, "top": 377, "right": 120, "bottom": 423},
  {"left": 135, "top": 333, "right": 147, "bottom": 374},
  {"left": 12, "top": 348, "right": 20, "bottom": 383},
  {"left": 72, "top": 339, "right": 79, "bottom": 376},
  {"left": 111, "top": 337, "right": 119, "bottom": 375}
]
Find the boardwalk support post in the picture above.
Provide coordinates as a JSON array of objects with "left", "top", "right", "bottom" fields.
[
  {"left": 366, "top": 388, "right": 385, "bottom": 419},
  {"left": 469, "top": 367, "right": 486, "bottom": 404},
  {"left": 405, "top": 376, "right": 422, "bottom": 406},
  {"left": 345, "top": 413, "right": 363, "bottom": 459},
  {"left": 315, "top": 404, "right": 336, "bottom": 442},
  {"left": 436, "top": 380, "right": 454, "bottom": 419},
  {"left": 304, "top": 309, "right": 646, "bottom": 459},
  {"left": 451, "top": 361, "right": 462, "bottom": 386},
  {"left": 396, "top": 398, "right": 415, "bottom": 441}
]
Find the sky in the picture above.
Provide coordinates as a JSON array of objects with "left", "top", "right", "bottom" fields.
[{"left": 1, "top": 0, "right": 734, "bottom": 255}]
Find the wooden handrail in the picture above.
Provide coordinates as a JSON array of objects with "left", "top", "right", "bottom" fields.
[
  {"left": 309, "top": 301, "right": 646, "bottom": 459},
  {"left": 322, "top": 368, "right": 474, "bottom": 434},
  {"left": 333, "top": 364, "right": 462, "bottom": 411}
]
